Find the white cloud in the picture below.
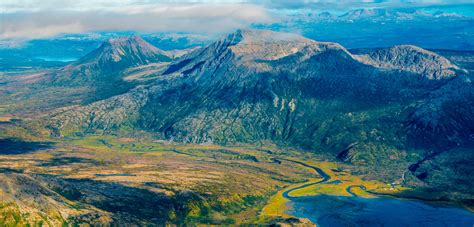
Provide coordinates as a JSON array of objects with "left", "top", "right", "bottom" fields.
[
  {"left": 0, "top": 0, "right": 471, "bottom": 41},
  {"left": 1, "top": 22, "right": 84, "bottom": 39},
  {"left": 0, "top": 2, "right": 274, "bottom": 40}
]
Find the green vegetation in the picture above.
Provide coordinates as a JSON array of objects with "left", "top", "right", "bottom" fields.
[
  {"left": 0, "top": 121, "right": 316, "bottom": 225},
  {"left": 1, "top": 117, "right": 471, "bottom": 225}
]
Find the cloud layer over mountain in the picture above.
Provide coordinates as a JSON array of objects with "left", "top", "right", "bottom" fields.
[{"left": 1, "top": 0, "right": 473, "bottom": 41}]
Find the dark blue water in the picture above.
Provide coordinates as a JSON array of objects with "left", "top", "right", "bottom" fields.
[{"left": 287, "top": 195, "right": 474, "bottom": 227}]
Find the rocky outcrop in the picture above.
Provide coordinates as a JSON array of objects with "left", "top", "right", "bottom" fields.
[
  {"left": 48, "top": 86, "right": 150, "bottom": 135},
  {"left": 354, "top": 45, "right": 461, "bottom": 79}
]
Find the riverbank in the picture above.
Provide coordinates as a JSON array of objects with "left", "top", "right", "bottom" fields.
[{"left": 258, "top": 157, "right": 474, "bottom": 225}]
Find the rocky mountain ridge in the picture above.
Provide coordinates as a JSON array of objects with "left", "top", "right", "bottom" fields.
[
  {"left": 48, "top": 30, "right": 470, "bottom": 147},
  {"left": 298, "top": 8, "right": 467, "bottom": 23}
]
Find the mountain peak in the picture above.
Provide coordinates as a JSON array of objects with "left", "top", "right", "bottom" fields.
[
  {"left": 218, "top": 29, "right": 348, "bottom": 62},
  {"left": 86, "top": 35, "right": 170, "bottom": 64},
  {"left": 340, "top": 8, "right": 388, "bottom": 19},
  {"left": 51, "top": 35, "right": 172, "bottom": 84},
  {"left": 105, "top": 35, "right": 152, "bottom": 50},
  {"left": 108, "top": 35, "right": 143, "bottom": 43},
  {"left": 74, "top": 35, "right": 171, "bottom": 69},
  {"left": 228, "top": 29, "right": 311, "bottom": 44},
  {"left": 163, "top": 29, "right": 352, "bottom": 75}
]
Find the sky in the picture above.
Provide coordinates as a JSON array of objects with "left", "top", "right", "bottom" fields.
[{"left": 1, "top": 0, "right": 473, "bottom": 41}]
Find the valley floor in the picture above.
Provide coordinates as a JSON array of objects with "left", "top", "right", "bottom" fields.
[
  {"left": 1, "top": 116, "right": 471, "bottom": 225},
  {"left": 0, "top": 117, "right": 311, "bottom": 225}
]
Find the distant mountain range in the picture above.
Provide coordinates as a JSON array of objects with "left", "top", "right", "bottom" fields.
[
  {"left": 267, "top": 7, "right": 474, "bottom": 51},
  {"left": 297, "top": 8, "right": 467, "bottom": 22}
]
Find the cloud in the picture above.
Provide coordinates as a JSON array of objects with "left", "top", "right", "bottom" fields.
[
  {"left": 0, "top": 2, "right": 274, "bottom": 40},
  {"left": 0, "top": 0, "right": 472, "bottom": 41},
  {"left": 1, "top": 21, "right": 84, "bottom": 40}
]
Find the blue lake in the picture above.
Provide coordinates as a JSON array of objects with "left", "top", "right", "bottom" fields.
[
  {"left": 34, "top": 56, "right": 77, "bottom": 62},
  {"left": 287, "top": 195, "right": 474, "bottom": 227}
]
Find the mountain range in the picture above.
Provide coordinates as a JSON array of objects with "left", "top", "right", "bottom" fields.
[
  {"left": 302, "top": 8, "right": 466, "bottom": 22},
  {"left": 275, "top": 7, "right": 474, "bottom": 52},
  {"left": 41, "top": 29, "right": 474, "bottom": 204}
]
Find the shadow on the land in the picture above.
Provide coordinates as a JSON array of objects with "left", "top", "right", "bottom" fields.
[
  {"left": 0, "top": 138, "right": 55, "bottom": 154},
  {"left": 38, "top": 157, "right": 102, "bottom": 167},
  {"left": 0, "top": 168, "right": 24, "bottom": 173},
  {"left": 31, "top": 174, "right": 211, "bottom": 224}
]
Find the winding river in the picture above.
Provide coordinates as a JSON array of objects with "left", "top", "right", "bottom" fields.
[
  {"left": 280, "top": 158, "right": 331, "bottom": 199},
  {"left": 280, "top": 159, "right": 474, "bottom": 227}
]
